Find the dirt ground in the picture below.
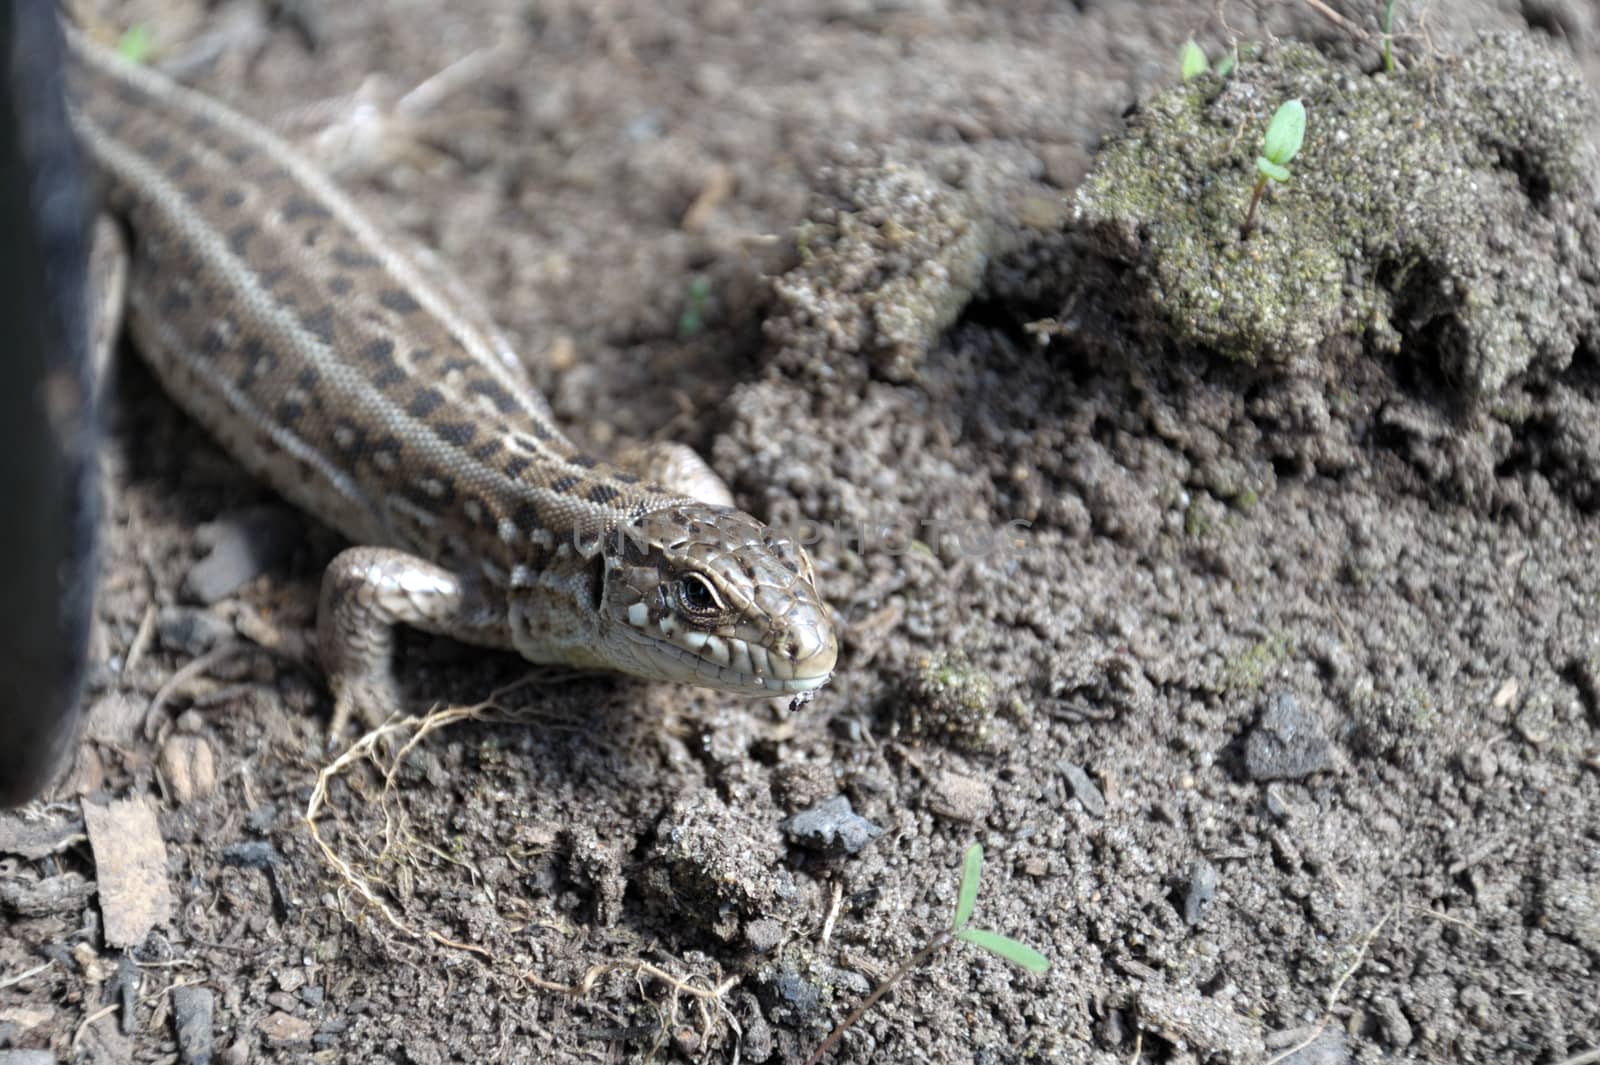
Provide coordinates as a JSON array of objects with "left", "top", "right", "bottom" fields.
[{"left": 3, "top": 0, "right": 1599, "bottom": 1062}]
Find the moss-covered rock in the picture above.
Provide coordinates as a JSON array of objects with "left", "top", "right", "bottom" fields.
[
  {"left": 767, "top": 158, "right": 991, "bottom": 383},
  {"left": 1074, "top": 34, "right": 1600, "bottom": 398},
  {"left": 892, "top": 650, "right": 999, "bottom": 751}
]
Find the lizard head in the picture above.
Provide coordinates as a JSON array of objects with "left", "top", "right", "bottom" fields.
[{"left": 596, "top": 502, "right": 837, "bottom": 699}]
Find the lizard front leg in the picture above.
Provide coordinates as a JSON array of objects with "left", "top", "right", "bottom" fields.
[{"left": 318, "top": 547, "right": 503, "bottom": 733}]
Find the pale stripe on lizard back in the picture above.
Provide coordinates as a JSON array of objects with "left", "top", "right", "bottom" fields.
[{"left": 65, "top": 25, "right": 838, "bottom": 731}]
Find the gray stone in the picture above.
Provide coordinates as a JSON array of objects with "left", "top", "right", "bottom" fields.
[
  {"left": 172, "top": 985, "right": 214, "bottom": 1065},
  {"left": 1183, "top": 858, "right": 1219, "bottom": 926},
  {"left": 779, "top": 795, "right": 882, "bottom": 856},
  {"left": 1059, "top": 761, "right": 1106, "bottom": 817},
  {"left": 1245, "top": 692, "right": 1335, "bottom": 781}
]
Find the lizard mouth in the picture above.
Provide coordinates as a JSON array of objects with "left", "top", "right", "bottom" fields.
[{"left": 613, "top": 625, "right": 835, "bottom": 696}]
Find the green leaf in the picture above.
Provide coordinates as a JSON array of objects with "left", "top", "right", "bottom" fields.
[
  {"left": 958, "top": 927, "right": 1051, "bottom": 973},
  {"left": 953, "top": 844, "right": 983, "bottom": 928},
  {"left": 677, "top": 276, "right": 711, "bottom": 338},
  {"left": 1261, "top": 99, "right": 1306, "bottom": 166},
  {"left": 117, "top": 24, "right": 154, "bottom": 64},
  {"left": 1214, "top": 49, "right": 1237, "bottom": 78},
  {"left": 1256, "top": 156, "right": 1291, "bottom": 183},
  {"left": 1179, "top": 40, "right": 1209, "bottom": 81}
]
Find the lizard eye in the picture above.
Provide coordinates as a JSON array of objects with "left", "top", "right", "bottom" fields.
[{"left": 677, "top": 574, "right": 722, "bottom": 617}]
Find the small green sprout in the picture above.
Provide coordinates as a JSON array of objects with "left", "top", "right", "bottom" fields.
[
  {"left": 116, "top": 24, "right": 154, "bottom": 64},
  {"left": 1382, "top": 0, "right": 1397, "bottom": 74},
  {"left": 1179, "top": 39, "right": 1209, "bottom": 81},
  {"left": 804, "top": 844, "right": 1049, "bottom": 1064},
  {"left": 1214, "top": 47, "right": 1238, "bottom": 79},
  {"left": 676, "top": 275, "right": 712, "bottom": 338},
  {"left": 1240, "top": 98, "right": 1306, "bottom": 240}
]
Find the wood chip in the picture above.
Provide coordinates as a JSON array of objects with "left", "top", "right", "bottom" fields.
[{"left": 82, "top": 794, "right": 173, "bottom": 948}]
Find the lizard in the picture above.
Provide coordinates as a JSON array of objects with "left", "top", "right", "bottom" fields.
[{"left": 61, "top": 23, "right": 838, "bottom": 734}]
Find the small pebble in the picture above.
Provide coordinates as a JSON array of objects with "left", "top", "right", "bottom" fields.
[
  {"left": 159, "top": 736, "right": 217, "bottom": 803},
  {"left": 172, "top": 985, "right": 214, "bottom": 1065},
  {"left": 1058, "top": 761, "right": 1106, "bottom": 817},
  {"left": 1373, "top": 997, "right": 1413, "bottom": 1049},
  {"left": 926, "top": 770, "right": 993, "bottom": 823},
  {"left": 184, "top": 506, "right": 301, "bottom": 604},
  {"left": 745, "top": 918, "right": 784, "bottom": 953},
  {"left": 258, "top": 1011, "right": 314, "bottom": 1049},
  {"left": 1244, "top": 691, "right": 1335, "bottom": 781},
  {"left": 1183, "top": 859, "right": 1219, "bottom": 926},
  {"left": 779, "top": 795, "right": 882, "bottom": 856}
]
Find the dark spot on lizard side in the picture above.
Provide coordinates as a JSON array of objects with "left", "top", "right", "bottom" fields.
[
  {"left": 227, "top": 224, "right": 257, "bottom": 257},
  {"left": 281, "top": 195, "right": 333, "bottom": 223},
  {"left": 333, "top": 246, "right": 380, "bottom": 270},
  {"left": 572, "top": 455, "right": 598, "bottom": 469},
  {"left": 358, "top": 338, "right": 395, "bottom": 364},
  {"left": 588, "top": 484, "right": 619, "bottom": 505},
  {"left": 504, "top": 457, "right": 531, "bottom": 478},
  {"left": 469, "top": 379, "right": 520, "bottom": 414},
  {"left": 358, "top": 338, "right": 405, "bottom": 389},
  {"left": 141, "top": 136, "right": 172, "bottom": 161},
  {"left": 380, "top": 289, "right": 422, "bottom": 314},
  {"left": 199, "top": 322, "right": 231, "bottom": 358},
  {"left": 276, "top": 399, "right": 305, "bottom": 425},
  {"left": 434, "top": 422, "right": 477, "bottom": 446},
  {"left": 160, "top": 286, "right": 192, "bottom": 314},
  {"left": 220, "top": 188, "right": 245, "bottom": 210},
  {"left": 551, "top": 475, "right": 580, "bottom": 494},
  {"left": 471, "top": 439, "right": 504, "bottom": 461},
  {"left": 299, "top": 306, "right": 337, "bottom": 346},
  {"left": 513, "top": 501, "right": 544, "bottom": 533},
  {"left": 257, "top": 267, "right": 289, "bottom": 290},
  {"left": 328, "top": 276, "right": 353, "bottom": 297},
  {"left": 401, "top": 475, "right": 455, "bottom": 511},
  {"left": 408, "top": 388, "right": 445, "bottom": 418},
  {"left": 237, "top": 338, "right": 275, "bottom": 390}
]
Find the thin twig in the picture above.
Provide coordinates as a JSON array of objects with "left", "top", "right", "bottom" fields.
[
  {"left": 819, "top": 880, "right": 844, "bottom": 950},
  {"left": 1264, "top": 904, "right": 1395, "bottom": 1065},
  {"left": 1300, "top": 0, "right": 1369, "bottom": 39},
  {"left": 0, "top": 960, "right": 53, "bottom": 991},
  {"left": 71, "top": 1003, "right": 119, "bottom": 1047},
  {"left": 1554, "top": 1051, "right": 1600, "bottom": 1065},
  {"left": 304, "top": 680, "right": 743, "bottom": 1039},
  {"left": 803, "top": 930, "right": 956, "bottom": 1065}
]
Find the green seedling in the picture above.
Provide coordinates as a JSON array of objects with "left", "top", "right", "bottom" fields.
[
  {"left": 1240, "top": 98, "right": 1305, "bottom": 240},
  {"left": 803, "top": 844, "right": 1049, "bottom": 1065},
  {"left": 116, "top": 24, "right": 153, "bottom": 64},
  {"left": 1214, "top": 47, "right": 1238, "bottom": 79},
  {"left": 1382, "top": 0, "right": 1397, "bottom": 74},
  {"left": 677, "top": 275, "right": 712, "bottom": 338},
  {"left": 1180, "top": 39, "right": 1209, "bottom": 81}
]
